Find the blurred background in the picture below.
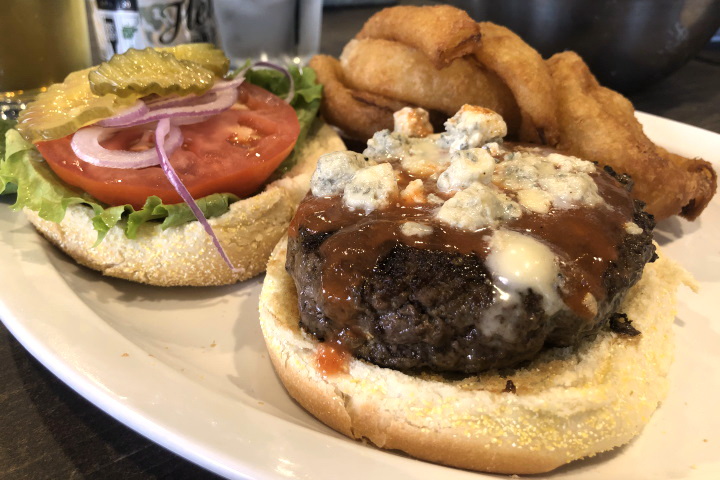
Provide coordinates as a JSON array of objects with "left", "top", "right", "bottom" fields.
[{"left": 449, "top": 0, "right": 720, "bottom": 93}]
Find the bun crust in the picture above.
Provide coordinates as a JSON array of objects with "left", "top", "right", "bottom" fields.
[
  {"left": 25, "top": 122, "right": 345, "bottom": 287},
  {"left": 259, "top": 238, "right": 693, "bottom": 474}
]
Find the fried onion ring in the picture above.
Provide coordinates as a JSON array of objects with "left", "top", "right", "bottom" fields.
[
  {"left": 547, "top": 51, "right": 716, "bottom": 220},
  {"left": 474, "top": 22, "right": 559, "bottom": 146},
  {"left": 309, "top": 54, "right": 406, "bottom": 140},
  {"left": 355, "top": 5, "right": 481, "bottom": 68},
  {"left": 340, "top": 38, "right": 520, "bottom": 133}
]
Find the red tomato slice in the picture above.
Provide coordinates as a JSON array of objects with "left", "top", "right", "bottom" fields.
[{"left": 36, "top": 83, "right": 300, "bottom": 209}]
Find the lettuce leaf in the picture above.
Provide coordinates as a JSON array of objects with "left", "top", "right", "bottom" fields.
[
  {"left": 0, "top": 66, "right": 322, "bottom": 241},
  {"left": 245, "top": 65, "right": 323, "bottom": 176},
  {"left": 0, "top": 119, "right": 17, "bottom": 194}
]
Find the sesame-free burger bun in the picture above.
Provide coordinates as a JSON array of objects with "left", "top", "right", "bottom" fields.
[
  {"left": 25, "top": 122, "right": 345, "bottom": 287},
  {"left": 259, "top": 237, "right": 693, "bottom": 474}
]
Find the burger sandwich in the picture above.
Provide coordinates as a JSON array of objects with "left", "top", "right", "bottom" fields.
[
  {"left": 0, "top": 44, "right": 344, "bottom": 286},
  {"left": 259, "top": 106, "right": 693, "bottom": 474}
]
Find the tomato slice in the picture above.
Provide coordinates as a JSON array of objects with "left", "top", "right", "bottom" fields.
[{"left": 36, "top": 83, "right": 300, "bottom": 209}]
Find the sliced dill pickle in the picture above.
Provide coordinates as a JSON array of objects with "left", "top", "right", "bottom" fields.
[
  {"left": 16, "top": 68, "right": 140, "bottom": 143},
  {"left": 88, "top": 48, "right": 217, "bottom": 98},
  {"left": 17, "top": 45, "right": 230, "bottom": 143},
  {"left": 158, "top": 43, "right": 230, "bottom": 77}
]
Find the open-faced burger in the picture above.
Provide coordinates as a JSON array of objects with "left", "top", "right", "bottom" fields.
[
  {"left": 259, "top": 106, "right": 693, "bottom": 473},
  {"left": 0, "top": 44, "right": 344, "bottom": 286}
]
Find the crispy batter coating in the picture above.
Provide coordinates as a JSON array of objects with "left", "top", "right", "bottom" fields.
[
  {"left": 474, "top": 22, "right": 559, "bottom": 146},
  {"left": 355, "top": 5, "right": 481, "bottom": 68},
  {"left": 309, "top": 54, "right": 406, "bottom": 140},
  {"left": 653, "top": 145, "right": 718, "bottom": 219},
  {"left": 547, "top": 51, "right": 717, "bottom": 220},
  {"left": 340, "top": 38, "right": 520, "bottom": 132}
]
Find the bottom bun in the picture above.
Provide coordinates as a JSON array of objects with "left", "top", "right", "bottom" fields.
[
  {"left": 259, "top": 237, "right": 694, "bottom": 474},
  {"left": 25, "top": 122, "right": 345, "bottom": 287}
]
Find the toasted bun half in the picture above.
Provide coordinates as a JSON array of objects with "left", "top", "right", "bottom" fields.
[
  {"left": 25, "top": 122, "right": 345, "bottom": 287},
  {"left": 259, "top": 237, "right": 694, "bottom": 474}
]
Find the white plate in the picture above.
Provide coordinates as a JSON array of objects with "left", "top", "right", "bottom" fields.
[{"left": 1, "top": 112, "right": 719, "bottom": 480}]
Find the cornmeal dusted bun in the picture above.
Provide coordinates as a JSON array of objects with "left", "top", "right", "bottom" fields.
[
  {"left": 25, "top": 123, "right": 344, "bottom": 287},
  {"left": 259, "top": 237, "right": 694, "bottom": 474}
]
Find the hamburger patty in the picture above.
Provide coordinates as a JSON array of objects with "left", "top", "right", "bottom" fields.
[
  {"left": 285, "top": 106, "right": 656, "bottom": 373},
  {"left": 286, "top": 197, "right": 654, "bottom": 373}
]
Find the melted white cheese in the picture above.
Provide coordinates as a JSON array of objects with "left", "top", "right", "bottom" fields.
[
  {"left": 485, "top": 230, "right": 563, "bottom": 332},
  {"left": 401, "top": 221, "right": 433, "bottom": 237},
  {"left": 625, "top": 221, "right": 643, "bottom": 235},
  {"left": 400, "top": 138, "right": 447, "bottom": 177}
]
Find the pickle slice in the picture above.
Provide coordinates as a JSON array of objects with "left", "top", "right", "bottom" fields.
[
  {"left": 17, "top": 45, "right": 231, "bottom": 143},
  {"left": 16, "top": 68, "right": 140, "bottom": 143},
  {"left": 158, "top": 43, "right": 230, "bottom": 77},
  {"left": 88, "top": 48, "right": 220, "bottom": 98}
]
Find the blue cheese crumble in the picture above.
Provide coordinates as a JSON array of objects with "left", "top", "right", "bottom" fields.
[
  {"left": 309, "top": 104, "right": 609, "bottom": 227},
  {"left": 493, "top": 151, "right": 603, "bottom": 214},
  {"left": 439, "top": 105, "right": 507, "bottom": 151},
  {"left": 343, "top": 163, "right": 399, "bottom": 213},
  {"left": 311, "top": 151, "right": 370, "bottom": 197},
  {"left": 365, "top": 124, "right": 447, "bottom": 178},
  {"left": 436, "top": 148, "right": 496, "bottom": 192},
  {"left": 393, "top": 107, "right": 433, "bottom": 138},
  {"left": 436, "top": 183, "right": 521, "bottom": 231},
  {"left": 364, "top": 130, "right": 407, "bottom": 159}
]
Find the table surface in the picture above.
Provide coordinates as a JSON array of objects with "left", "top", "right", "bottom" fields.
[{"left": 2, "top": 3, "right": 719, "bottom": 480}]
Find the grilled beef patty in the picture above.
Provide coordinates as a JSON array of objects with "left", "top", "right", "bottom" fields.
[
  {"left": 285, "top": 108, "right": 656, "bottom": 373},
  {"left": 286, "top": 196, "right": 653, "bottom": 373}
]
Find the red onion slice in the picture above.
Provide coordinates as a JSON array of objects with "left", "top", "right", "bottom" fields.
[
  {"left": 146, "top": 88, "right": 237, "bottom": 119},
  {"left": 155, "top": 118, "right": 240, "bottom": 272},
  {"left": 71, "top": 125, "right": 183, "bottom": 169},
  {"left": 211, "top": 75, "right": 245, "bottom": 91},
  {"left": 102, "top": 88, "right": 238, "bottom": 128},
  {"left": 97, "top": 100, "right": 150, "bottom": 128},
  {"left": 252, "top": 61, "right": 295, "bottom": 104},
  {"left": 143, "top": 76, "right": 244, "bottom": 111},
  {"left": 95, "top": 65, "right": 284, "bottom": 131}
]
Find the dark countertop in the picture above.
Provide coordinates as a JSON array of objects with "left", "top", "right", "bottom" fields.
[{"left": 1, "top": 4, "right": 719, "bottom": 480}]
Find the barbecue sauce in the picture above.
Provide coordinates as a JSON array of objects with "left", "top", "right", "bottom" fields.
[{"left": 289, "top": 145, "right": 638, "bottom": 338}]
